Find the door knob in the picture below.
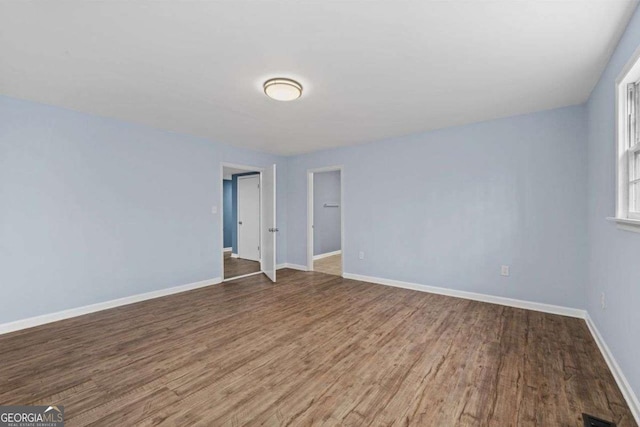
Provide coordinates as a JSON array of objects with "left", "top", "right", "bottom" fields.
[{"left": 238, "top": 221, "right": 243, "bottom": 225}]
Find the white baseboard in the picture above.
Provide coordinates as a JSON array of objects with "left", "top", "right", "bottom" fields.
[
  {"left": 223, "top": 271, "right": 263, "bottom": 281},
  {"left": 276, "top": 263, "right": 308, "bottom": 271},
  {"left": 341, "top": 271, "right": 639, "bottom": 421},
  {"left": 1, "top": 267, "right": 637, "bottom": 422},
  {"left": 585, "top": 314, "right": 640, "bottom": 424},
  {"left": 342, "top": 272, "right": 586, "bottom": 318},
  {"left": 313, "top": 250, "right": 342, "bottom": 261},
  {"left": 0, "top": 277, "right": 222, "bottom": 335},
  {"left": 231, "top": 253, "right": 239, "bottom": 258},
  {"left": 223, "top": 247, "right": 232, "bottom": 252}
]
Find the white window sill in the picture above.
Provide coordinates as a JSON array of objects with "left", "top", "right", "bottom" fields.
[{"left": 606, "top": 217, "right": 640, "bottom": 233}]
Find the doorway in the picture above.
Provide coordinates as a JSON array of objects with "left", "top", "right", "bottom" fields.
[
  {"left": 307, "top": 166, "right": 344, "bottom": 276},
  {"left": 221, "top": 163, "right": 277, "bottom": 282}
]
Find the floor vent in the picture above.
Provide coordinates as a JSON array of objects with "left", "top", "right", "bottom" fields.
[{"left": 583, "top": 413, "right": 616, "bottom": 427}]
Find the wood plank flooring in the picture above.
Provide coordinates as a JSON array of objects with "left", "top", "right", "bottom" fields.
[
  {"left": 224, "top": 251, "right": 260, "bottom": 279},
  {"left": 313, "top": 254, "right": 342, "bottom": 276},
  {"left": 0, "top": 269, "right": 635, "bottom": 426}
]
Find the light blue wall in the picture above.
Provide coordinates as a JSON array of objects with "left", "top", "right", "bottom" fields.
[
  {"left": 287, "top": 105, "right": 588, "bottom": 309},
  {"left": 0, "top": 95, "right": 287, "bottom": 324},
  {"left": 586, "top": 4, "right": 640, "bottom": 404},
  {"left": 313, "top": 170, "right": 341, "bottom": 256},
  {"left": 223, "top": 180, "right": 233, "bottom": 248}
]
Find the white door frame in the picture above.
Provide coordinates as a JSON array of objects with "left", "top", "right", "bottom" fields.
[
  {"left": 220, "top": 162, "right": 265, "bottom": 280},
  {"left": 307, "top": 166, "right": 345, "bottom": 273}
]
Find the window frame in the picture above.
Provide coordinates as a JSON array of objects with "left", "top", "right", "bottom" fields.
[
  {"left": 626, "top": 82, "right": 640, "bottom": 220},
  {"left": 612, "top": 44, "right": 640, "bottom": 232}
]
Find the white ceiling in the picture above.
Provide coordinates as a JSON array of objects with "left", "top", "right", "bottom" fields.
[{"left": 0, "top": 1, "right": 637, "bottom": 155}]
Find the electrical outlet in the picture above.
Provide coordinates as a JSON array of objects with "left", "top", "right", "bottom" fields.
[
  {"left": 501, "top": 265, "right": 510, "bottom": 277},
  {"left": 359, "top": 251, "right": 365, "bottom": 260},
  {"left": 601, "top": 292, "right": 606, "bottom": 310}
]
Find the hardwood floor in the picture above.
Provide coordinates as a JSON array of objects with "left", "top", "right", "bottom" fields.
[
  {"left": 224, "top": 251, "right": 260, "bottom": 279},
  {"left": 313, "top": 254, "right": 342, "bottom": 276},
  {"left": 0, "top": 270, "right": 635, "bottom": 426}
]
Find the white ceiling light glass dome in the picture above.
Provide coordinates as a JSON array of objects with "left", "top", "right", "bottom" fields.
[{"left": 263, "top": 78, "right": 303, "bottom": 101}]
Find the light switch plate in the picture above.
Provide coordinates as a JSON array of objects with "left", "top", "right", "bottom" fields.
[{"left": 211, "top": 205, "right": 218, "bottom": 214}]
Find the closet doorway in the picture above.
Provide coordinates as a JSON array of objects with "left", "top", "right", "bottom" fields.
[{"left": 307, "top": 166, "right": 344, "bottom": 276}]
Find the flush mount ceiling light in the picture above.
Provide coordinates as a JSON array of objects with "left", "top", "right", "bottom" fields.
[{"left": 263, "top": 78, "right": 303, "bottom": 101}]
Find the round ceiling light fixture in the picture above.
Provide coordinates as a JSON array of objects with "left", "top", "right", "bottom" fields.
[{"left": 263, "top": 78, "right": 303, "bottom": 101}]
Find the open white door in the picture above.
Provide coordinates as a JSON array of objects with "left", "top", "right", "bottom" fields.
[
  {"left": 262, "top": 164, "right": 277, "bottom": 282},
  {"left": 237, "top": 175, "right": 261, "bottom": 261}
]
